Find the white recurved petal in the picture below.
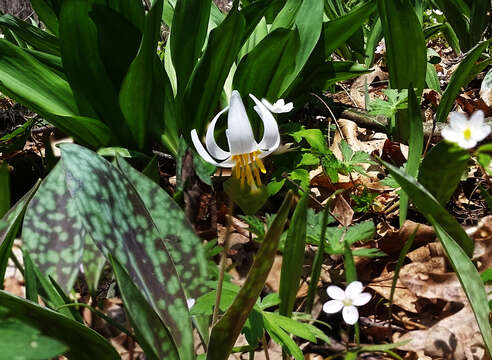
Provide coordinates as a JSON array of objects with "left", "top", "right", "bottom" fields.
[
  {"left": 327, "top": 285, "right": 346, "bottom": 301},
  {"left": 191, "top": 130, "right": 235, "bottom": 168},
  {"left": 342, "top": 305, "right": 359, "bottom": 325},
  {"left": 345, "top": 281, "right": 363, "bottom": 300},
  {"left": 352, "top": 292, "right": 371, "bottom": 306},
  {"left": 250, "top": 94, "right": 280, "bottom": 154},
  {"left": 323, "top": 300, "right": 344, "bottom": 314},
  {"left": 206, "top": 106, "right": 230, "bottom": 160},
  {"left": 227, "top": 90, "right": 258, "bottom": 155}
]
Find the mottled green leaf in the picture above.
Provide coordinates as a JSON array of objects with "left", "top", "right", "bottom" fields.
[
  {"left": 59, "top": 144, "right": 193, "bottom": 360},
  {"left": 0, "top": 181, "right": 40, "bottom": 287},
  {"left": 116, "top": 157, "right": 208, "bottom": 299},
  {"left": 81, "top": 233, "right": 105, "bottom": 294},
  {"left": 0, "top": 290, "right": 119, "bottom": 360},
  {"left": 23, "top": 162, "right": 85, "bottom": 293},
  {"left": 0, "top": 319, "right": 68, "bottom": 360},
  {"left": 110, "top": 255, "right": 179, "bottom": 360}
]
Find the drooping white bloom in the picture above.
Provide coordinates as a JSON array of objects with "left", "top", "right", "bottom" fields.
[
  {"left": 260, "top": 98, "right": 294, "bottom": 114},
  {"left": 441, "top": 110, "right": 490, "bottom": 149},
  {"left": 322, "top": 281, "right": 371, "bottom": 325},
  {"left": 191, "top": 90, "right": 281, "bottom": 187}
]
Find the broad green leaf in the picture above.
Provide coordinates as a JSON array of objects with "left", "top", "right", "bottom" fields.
[
  {"left": 0, "top": 318, "right": 67, "bottom": 359},
  {"left": 207, "top": 191, "right": 293, "bottom": 360},
  {"left": 430, "top": 218, "right": 492, "bottom": 356},
  {"left": 0, "top": 290, "right": 119, "bottom": 360},
  {"left": 382, "top": 160, "right": 474, "bottom": 257},
  {"left": 418, "top": 141, "right": 469, "bottom": 205},
  {"left": 425, "top": 61, "right": 441, "bottom": 92},
  {"left": 469, "top": 0, "right": 491, "bottom": 47},
  {"left": 323, "top": 0, "right": 377, "bottom": 57},
  {"left": 284, "top": 0, "right": 324, "bottom": 93},
  {"left": 89, "top": 5, "right": 142, "bottom": 92},
  {"left": 59, "top": 0, "right": 134, "bottom": 147},
  {"left": 30, "top": 0, "right": 59, "bottom": 35},
  {"left": 59, "top": 144, "right": 193, "bottom": 360},
  {"left": 116, "top": 157, "right": 209, "bottom": 299},
  {"left": 23, "top": 162, "right": 85, "bottom": 292},
  {"left": 234, "top": 28, "right": 299, "bottom": 121},
  {"left": 110, "top": 255, "right": 179, "bottom": 360},
  {"left": 435, "top": 39, "right": 491, "bottom": 123},
  {"left": 183, "top": 8, "right": 246, "bottom": 136},
  {"left": 290, "top": 127, "right": 326, "bottom": 153},
  {"left": 399, "top": 87, "right": 423, "bottom": 226},
  {"left": 107, "top": 0, "right": 145, "bottom": 32},
  {"left": 119, "top": 0, "right": 164, "bottom": 150},
  {"left": 279, "top": 191, "right": 308, "bottom": 317},
  {"left": 170, "top": 0, "right": 211, "bottom": 94},
  {"left": 263, "top": 314, "right": 303, "bottom": 360},
  {"left": 238, "top": 16, "right": 268, "bottom": 61},
  {"left": 0, "top": 181, "right": 40, "bottom": 287},
  {"left": 0, "top": 161, "right": 9, "bottom": 217},
  {"left": 271, "top": 0, "right": 301, "bottom": 30},
  {"left": 0, "top": 39, "right": 110, "bottom": 148},
  {"left": 377, "top": 0, "right": 426, "bottom": 140},
  {"left": 434, "top": 0, "right": 471, "bottom": 51},
  {"left": 0, "top": 14, "right": 60, "bottom": 55},
  {"left": 364, "top": 18, "right": 382, "bottom": 67}
]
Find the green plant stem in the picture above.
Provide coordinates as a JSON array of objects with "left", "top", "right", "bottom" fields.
[
  {"left": 55, "top": 303, "right": 136, "bottom": 340},
  {"left": 212, "top": 199, "right": 233, "bottom": 327},
  {"left": 262, "top": 332, "right": 270, "bottom": 360},
  {"left": 305, "top": 206, "right": 331, "bottom": 314}
]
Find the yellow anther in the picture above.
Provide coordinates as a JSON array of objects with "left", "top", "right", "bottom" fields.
[
  {"left": 253, "top": 167, "right": 262, "bottom": 186},
  {"left": 255, "top": 156, "right": 266, "bottom": 174},
  {"left": 464, "top": 128, "right": 472, "bottom": 140}
]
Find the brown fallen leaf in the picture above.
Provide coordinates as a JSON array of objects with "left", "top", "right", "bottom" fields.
[
  {"left": 377, "top": 220, "right": 436, "bottom": 256},
  {"left": 331, "top": 194, "right": 354, "bottom": 226}
]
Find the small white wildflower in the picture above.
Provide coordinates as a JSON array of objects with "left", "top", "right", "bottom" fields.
[
  {"left": 375, "top": 40, "right": 385, "bottom": 54},
  {"left": 322, "top": 281, "right": 371, "bottom": 325},
  {"left": 441, "top": 110, "right": 490, "bottom": 149},
  {"left": 260, "top": 98, "right": 294, "bottom": 114},
  {"left": 433, "top": 9, "right": 443, "bottom": 15},
  {"left": 186, "top": 298, "right": 195, "bottom": 310}
]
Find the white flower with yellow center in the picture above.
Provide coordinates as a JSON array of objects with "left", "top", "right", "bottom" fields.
[
  {"left": 322, "top": 281, "right": 371, "bottom": 325},
  {"left": 441, "top": 110, "right": 490, "bottom": 149},
  {"left": 191, "top": 90, "right": 281, "bottom": 188}
]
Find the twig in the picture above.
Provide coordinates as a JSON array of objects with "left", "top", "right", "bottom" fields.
[{"left": 311, "top": 93, "right": 345, "bottom": 142}]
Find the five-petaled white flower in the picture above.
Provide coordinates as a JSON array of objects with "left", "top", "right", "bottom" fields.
[
  {"left": 322, "top": 281, "right": 371, "bottom": 325},
  {"left": 441, "top": 110, "right": 490, "bottom": 149},
  {"left": 261, "top": 98, "right": 294, "bottom": 113},
  {"left": 191, "top": 90, "right": 281, "bottom": 188}
]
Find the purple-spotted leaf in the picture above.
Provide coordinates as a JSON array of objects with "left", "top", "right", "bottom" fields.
[
  {"left": 81, "top": 233, "right": 106, "bottom": 294},
  {"left": 22, "top": 162, "right": 85, "bottom": 293},
  {"left": 116, "top": 157, "right": 208, "bottom": 299},
  {"left": 59, "top": 144, "right": 193, "bottom": 360},
  {"left": 0, "top": 181, "right": 40, "bottom": 285}
]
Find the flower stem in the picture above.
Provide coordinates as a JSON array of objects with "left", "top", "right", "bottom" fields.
[
  {"left": 305, "top": 206, "right": 331, "bottom": 314},
  {"left": 212, "top": 198, "right": 233, "bottom": 327}
]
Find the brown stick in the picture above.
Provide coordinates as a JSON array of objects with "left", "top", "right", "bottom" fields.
[{"left": 340, "top": 108, "right": 492, "bottom": 144}]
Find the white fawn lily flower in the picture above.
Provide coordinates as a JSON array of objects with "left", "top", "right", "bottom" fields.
[
  {"left": 261, "top": 98, "right": 294, "bottom": 113},
  {"left": 191, "top": 90, "right": 281, "bottom": 188},
  {"left": 441, "top": 110, "right": 490, "bottom": 149},
  {"left": 323, "top": 281, "right": 371, "bottom": 325}
]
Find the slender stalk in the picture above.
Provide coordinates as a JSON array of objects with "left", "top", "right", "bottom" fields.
[
  {"left": 262, "top": 332, "right": 270, "bottom": 360},
  {"left": 212, "top": 199, "right": 233, "bottom": 327},
  {"left": 305, "top": 206, "right": 331, "bottom": 313}
]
